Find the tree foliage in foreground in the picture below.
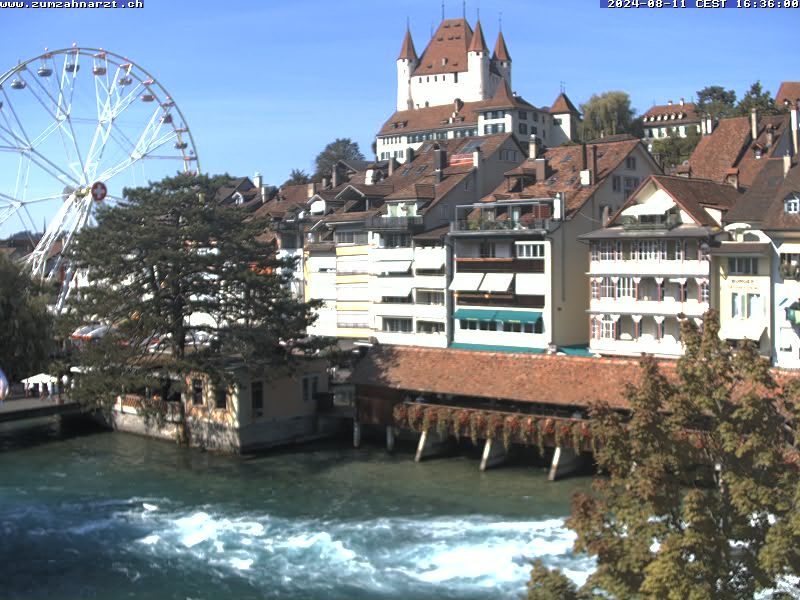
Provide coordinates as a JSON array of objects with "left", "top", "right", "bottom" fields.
[
  {"left": 313, "top": 138, "right": 364, "bottom": 179},
  {"left": 652, "top": 126, "right": 701, "bottom": 170},
  {"left": 63, "top": 173, "right": 323, "bottom": 413},
  {"left": 0, "top": 253, "right": 53, "bottom": 381},
  {"left": 530, "top": 311, "right": 800, "bottom": 599}
]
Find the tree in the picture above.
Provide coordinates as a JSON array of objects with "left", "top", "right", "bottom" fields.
[
  {"left": 651, "top": 126, "right": 702, "bottom": 170},
  {"left": 579, "top": 91, "right": 636, "bottom": 141},
  {"left": 62, "top": 173, "right": 323, "bottom": 414},
  {"left": 0, "top": 254, "right": 53, "bottom": 381},
  {"left": 736, "top": 81, "right": 782, "bottom": 117},
  {"left": 696, "top": 85, "right": 737, "bottom": 119},
  {"left": 530, "top": 311, "right": 800, "bottom": 598},
  {"left": 313, "top": 138, "right": 364, "bottom": 180},
  {"left": 527, "top": 560, "right": 581, "bottom": 600},
  {"left": 284, "top": 169, "right": 311, "bottom": 186}
]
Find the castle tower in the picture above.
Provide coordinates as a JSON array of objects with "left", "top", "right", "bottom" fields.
[
  {"left": 467, "top": 19, "right": 489, "bottom": 100},
  {"left": 396, "top": 26, "right": 418, "bottom": 111},
  {"left": 492, "top": 30, "right": 512, "bottom": 91}
]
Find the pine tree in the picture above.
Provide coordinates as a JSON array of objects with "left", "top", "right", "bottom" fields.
[
  {"left": 530, "top": 311, "right": 800, "bottom": 598},
  {"left": 62, "top": 173, "right": 323, "bottom": 414}
]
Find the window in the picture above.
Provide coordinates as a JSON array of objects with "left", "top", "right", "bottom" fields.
[
  {"left": 732, "top": 293, "right": 762, "bottom": 319},
  {"left": 635, "top": 240, "right": 665, "bottom": 261},
  {"left": 553, "top": 118, "right": 562, "bottom": 126},
  {"left": 214, "top": 385, "right": 227, "bottom": 410},
  {"left": 251, "top": 381, "right": 263, "bottom": 418},
  {"left": 381, "top": 295, "right": 412, "bottom": 304},
  {"left": 454, "top": 72, "right": 458, "bottom": 83},
  {"left": 600, "top": 277, "right": 615, "bottom": 298},
  {"left": 417, "top": 290, "right": 444, "bottom": 305},
  {"left": 616, "top": 277, "right": 635, "bottom": 298},
  {"left": 417, "top": 321, "right": 445, "bottom": 334},
  {"left": 500, "top": 149, "right": 518, "bottom": 161},
  {"left": 337, "top": 312, "right": 369, "bottom": 328},
  {"left": 700, "top": 281, "right": 710, "bottom": 303},
  {"left": 191, "top": 379, "right": 203, "bottom": 406},
  {"left": 483, "top": 123, "right": 505, "bottom": 134},
  {"left": 624, "top": 177, "right": 640, "bottom": 199},
  {"left": 612, "top": 175, "right": 621, "bottom": 192},
  {"left": 516, "top": 242, "right": 545, "bottom": 258},
  {"left": 302, "top": 375, "right": 319, "bottom": 403},
  {"left": 785, "top": 194, "right": 800, "bottom": 214},
  {"left": 384, "top": 233, "right": 411, "bottom": 248},
  {"left": 335, "top": 231, "right": 368, "bottom": 245},
  {"left": 601, "top": 316, "right": 615, "bottom": 339},
  {"left": 626, "top": 156, "right": 637, "bottom": 170},
  {"left": 598, "top": 241, "right": 618, "bottom": 261},
  {"left": 728, "top": 257, "right": 758, "bottom": 275},
  {"left": 383, "top": 318, "right": 413, "bottom": 333},
  {"left": 479, "top": 241, "right": 497, "bottom": 258},
  {"left": 518, "top": 123, "right": 528, "bottom": 135}
]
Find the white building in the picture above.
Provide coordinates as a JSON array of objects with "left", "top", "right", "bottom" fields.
[
  {"left": 641, "top": 99, "right": 701, "bottom": 141},
  {"left": 377, "top": 18, "right": 580, "bottom": 163},
  {"left": 449, "top": 136, "right": 660, "bottom": 354},
  {"left": 582, "top": 175, "right": 740, "bottom": 357}
]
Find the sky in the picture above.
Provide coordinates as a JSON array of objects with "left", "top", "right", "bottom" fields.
[{"left": 0, "top": 0, "right": 796, "bottom": 202}]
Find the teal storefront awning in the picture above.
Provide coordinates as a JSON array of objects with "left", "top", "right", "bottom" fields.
[
  {"left": 453, "top": 308, "right": 497, "bottom": 320},
  {"left": 492, "top": 310, "right": 542, "bottom": 324}
]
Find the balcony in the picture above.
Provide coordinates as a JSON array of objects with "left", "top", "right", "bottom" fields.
[
  {"left": 456, "top": 257, "right": 544, "bottom": 273},
  {"left": 452, "top": 218, "right": 551, "bottom": 233},
  {"left": 589, "top": 297, "right": 708, "bottom": 318},
  {"left": 589, "top": 259, "right": 709, "bottom": 277},
  {"left": 367, "top": 215, "right": 424, "bottom": 231},
  {"left": 619, "top": 213, "right": 680, "bottom": 231}
]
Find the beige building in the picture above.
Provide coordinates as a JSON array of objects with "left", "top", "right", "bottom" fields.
[{"left": 448, "top": 136, "right": 659, "bottom": 353}]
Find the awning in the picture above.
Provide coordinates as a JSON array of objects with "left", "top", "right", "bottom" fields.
[
  {"left": 493, "top": 310, "right": 542, "bottom": 324},
  {"left": 479, "top": 272, "right": 514, "bottom": 292},
  {"left": 515, "top": 273, "right": 543, "bottom": 295},
  {"left": 376, "top": 280, "right": 414, "bottom": 297},
  {"left": 449, "top": 272, "right": 484, "bottom": 291},
  {"left": 620, "top": 195, "right": 675, "bottom": 217},
  {"left": 370, "top": 260, "right": 411, "bottom": 274},
  {"left": 414, "top": 250, "right": 445, "bottom": 269},
  {"left": 453, "top": 308, "right": 497, "bottom": 321},
  {"left": 719, "top": 320, "right": 766, "bottom": 341}
]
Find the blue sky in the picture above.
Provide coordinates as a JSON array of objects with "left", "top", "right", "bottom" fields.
[{"left": 0, "top": 0, "right": 796, "bottom": 192}]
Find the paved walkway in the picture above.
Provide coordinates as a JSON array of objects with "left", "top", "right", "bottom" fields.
[{"left": 0, "top": 395, "right": 81, "bottom": 423}]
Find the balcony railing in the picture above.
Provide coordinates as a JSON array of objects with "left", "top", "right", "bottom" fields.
[
  {"left": 452, "top": 218, "right": 550, "bottom": 233},
  {"left": 456, "top": 257, "right": 545, "bottom": 273},
  {"left": 619, "top": 214, "right": 680, "bottom": 230},
  {"left": 367, "top": 215, "right": 424, "bottom": 231}
]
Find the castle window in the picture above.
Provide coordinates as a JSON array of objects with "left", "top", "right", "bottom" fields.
[
  {"left": 454, "top": 72, "right": 459, "bottom": 83},
  {"left": 518, "top": 123, "right": 528, "bottom": 135},
  {"left": 785, "top": 194, "right": 800, "bottom": 214},
  {"left": 518, "top": 111, "right": 528, "bottom": 120}
]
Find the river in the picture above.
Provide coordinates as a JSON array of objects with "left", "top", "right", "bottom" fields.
[{"left": 0, "top": 418, "right": 594, "bottom": 599}]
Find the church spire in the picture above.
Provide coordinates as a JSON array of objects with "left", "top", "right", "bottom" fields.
[
  {"left": 398, "top": 25, "right": 418, "bottom": 61},
  {"left": 493, "top": 30, "right": 511, "bottom": 62},
  {"left": 467, "top": 19, "right": 488, "bottom": 53}
]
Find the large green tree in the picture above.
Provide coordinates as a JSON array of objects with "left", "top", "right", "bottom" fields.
[
  {"left": 63, "top": 173, "right": 322, "bottom": 413},
  {"left": 579, "top": 91, "right": 636, "bottom": 141},
  {"left": 696, "top": 85, "right": 737, "bottom": 119},
  {"left": 530, "top": 311, "right": 800, "bottom": 598},
  {"left": 651, "top": 126, "right": 702, "bottom": 170},
  {"left": 736, "top": 81, "right": 782, "bottom": 117},
  {"left": 0, "top": 253, "right": 53, "bottom": 381},
  {"left": 313, "top": 138, "right": 364, "bottom": 179},
  {"left": 284, "top": 168, "right": 311, "bottom": 186}
]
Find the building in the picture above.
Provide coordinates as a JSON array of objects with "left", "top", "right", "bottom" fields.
[
  {"left": 776, "top": 81, "right": 800, "bottom": 108},
  {"left": 581, "top": 175, "right": 740, "bottom": 357},
  {"left": 448, "top": 135, "right": 660, "bottom": 353},
  {"left": 377, "top": 18, "right": 579, "bottom": 162},
  {"left": 641, "top": 99, "right": 701, "bottom": 141},
  {"left": 305, "top": 134, "right": 527, "bottom": 348}
]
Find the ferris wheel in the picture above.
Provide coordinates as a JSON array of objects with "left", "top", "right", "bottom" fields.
[{"left": 0, "top": 45, "right": 200, "bottom": 309}]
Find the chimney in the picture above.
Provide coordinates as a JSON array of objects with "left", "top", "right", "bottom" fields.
[
  {"left": 534, "top": 157, "right": 548, "bottom": 182},
  {"left": 321, "top": 176, "right": 330, "bottom": 189},
  {"left": 472, "top": 147, "right": 481, "bottom": 169},
  {"left": 701, "top": 119, "right": 707, "bottom": 136},
  {"left": 388, "top": 157, "right": 396, "bottom": 177},
  {"left": 767, "top": 125, "right": 775, "bottom": 148},
  {"left": 332, "top": 165, "right": 340, "bottom": 188},
  {"left": 591, "top": 145, "right": 598, "bottom": 178},
  {"left": 253, "top": 171, "right": 262, "bottom": 190},
  {"left": 529, "top": 134, "right": 541, "bottom": 159},
  {"left": 750, "top": 107, "right": 758, "bottom": 141},
  {"left": 434, "top": 145, "right": 447, "bottom": 182},
  {"left": 706, "top": 116, "right": 714, "bottom": 135},
  {"left": 679, "top": 97, "right": 685, "bottom": 107},
  {"left": 791, "top": 100, "right": 799, "bottom": 157},
  {"left": 785, "top": 152, "right": 792, "bottom": 178},
  {"left": 581, "top": 143, "right": 588, "bottom": 171},
  {"left": 406, "top": 147, "right": 415, "bottom": 163},
  {"left": 306, "top": 182, "right": 317, "bottom": 199},
  {"left": 364, "top": 169, "right": 375, "bottom": 186}
]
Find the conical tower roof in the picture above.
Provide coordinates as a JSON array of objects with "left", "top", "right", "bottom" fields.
[
  {"left": 467, "top": 19, "right": 488, "bottom": 53},
  {"left": 492, "top": 30, "right": 511, "bottom": 62},
  {"left": 398, "top": 26, "right": 418, "bottom": 61}
]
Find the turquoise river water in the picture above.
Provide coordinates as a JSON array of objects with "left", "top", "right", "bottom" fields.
[{"left": 0, "top": 418, "right": 594, "bottom": 599}]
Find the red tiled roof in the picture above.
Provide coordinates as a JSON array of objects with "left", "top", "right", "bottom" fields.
[
  {"left": 549, "top": 92, "right": 579, "bottom": 115},
  {"left": 727, "top": 159, "right": 800, "bottom": 229},
  {"left": 776, "top": 81, "right": 800, "bottom": 108},
  {"left": 467, "top": 19, "right": 488, "bottom": 53},
  {"left": 398, "top": 27, "right": 418, "bottom": 61},
  {"left": 642, "top": 101, "right": 699, "bottom": 124},
  {"left": 492, "top": 30, "right": 511, "bottom": 62},
  {"left": 412, "top": 18, "right": 473, "bottom": 76},
  {"left": 482, "top": 138, "right": 651, "bottom": 217}
]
